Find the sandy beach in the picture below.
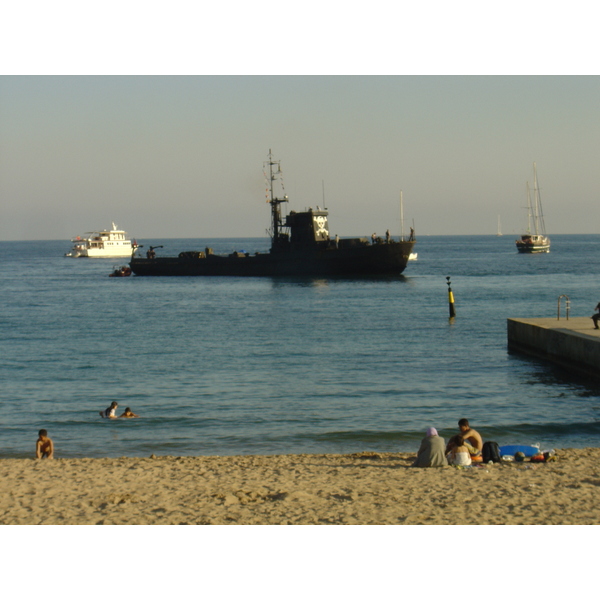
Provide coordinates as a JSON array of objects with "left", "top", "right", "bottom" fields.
[{"left": 1, "top": 448, "right": 599, "bottom": 525}]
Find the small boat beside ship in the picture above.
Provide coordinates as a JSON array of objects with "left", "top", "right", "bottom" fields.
[
  {"left": 109, "top": 265, "right": 132, "bottom": 277},
  {"left": 65, "top": 223, "right": 135, "bottom": 258},
  {"left": 130, "top": 152, "right": 416, "bottom": 277},
  {"left": 516, "top": 163, "right": 550, "bottom": 253}
]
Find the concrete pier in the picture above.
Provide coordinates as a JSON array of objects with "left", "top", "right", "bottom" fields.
[{"left": 507, "top": 317, "right": 600, "bottom": 380}]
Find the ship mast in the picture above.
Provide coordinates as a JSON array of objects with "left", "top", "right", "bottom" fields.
[
  {"left": 265, "top": 149, "right": 288, "bottom": 248},
  {"left": 400, "top": 190, "right": 405, "bottom": 241}
]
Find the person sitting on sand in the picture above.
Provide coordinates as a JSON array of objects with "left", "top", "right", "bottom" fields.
[
  {"left": 457, "top": 418, "right": 483, "bottom": 457},
  {"left": 446, "top": 434, "right": 471, "bottom": 466},
  {"left": 100, "top": 401, "right": 119, "bottom": 419},
  {"left": 119, "top": 407, "right": 139, "bottom": 418},
  {"left": 36, "top": 429, "right": 54, "bottom": 459},
  {"left": 412, "top": 427, "right": 448, "bottom": 468}
]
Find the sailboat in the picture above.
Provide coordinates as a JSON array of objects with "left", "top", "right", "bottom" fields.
[
  {"left": 516, "top": 163, "right": 550, "bottom": 253},
  {"left": 496, "top": 215, "right": 502, "bottom": 237}
]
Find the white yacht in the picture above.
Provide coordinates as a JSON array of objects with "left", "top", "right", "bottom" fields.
[{"left": 65, "top": 222, "right": 136, "bottom": 258}]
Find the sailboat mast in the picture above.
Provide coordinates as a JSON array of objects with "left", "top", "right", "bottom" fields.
[
  {"left": 526, "top": 182, "right": 533, "bottom": 234},
  {"left": 532, "top": 163, "right": 540, "bottom": 235},
  {"left": 533, "top": 162, "right": 546, "bottom": 236}
]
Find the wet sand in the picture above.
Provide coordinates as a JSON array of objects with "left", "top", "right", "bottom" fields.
[{"left": 1, "top": 448, "right": 599, "bottom": 524}]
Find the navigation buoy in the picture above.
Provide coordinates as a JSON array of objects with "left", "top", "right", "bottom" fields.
[{"left": 446, "top": 276, "right": 456, "bottom": 318}]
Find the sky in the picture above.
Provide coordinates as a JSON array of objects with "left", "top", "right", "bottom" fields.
[
  {"left": 1, "top": 4, "right": 599, "bottom": 242},
  {"left": 2, "top": 75, "right": 599, "bottom": 241}
]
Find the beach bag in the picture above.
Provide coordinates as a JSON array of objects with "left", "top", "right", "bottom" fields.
[{"left": 482, "top": 441, "right": 502, "bottom": 463}]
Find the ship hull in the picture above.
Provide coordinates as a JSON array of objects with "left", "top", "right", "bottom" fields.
[
  {"left": 516, "top": 244, "right": 550, "bottom": 254},
  {"left": 130, "top": 241, "right": 416, "bottom": 277},
  {"left": 516, "top": 234, "right": 550, "bottom": 254},
  {"left": 72, "top": 247, "right": 133, "bottom": 258}
]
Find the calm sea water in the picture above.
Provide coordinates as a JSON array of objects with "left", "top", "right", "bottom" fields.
[{"left": 1, "top": 235, "right": 599, "bottom": 458}]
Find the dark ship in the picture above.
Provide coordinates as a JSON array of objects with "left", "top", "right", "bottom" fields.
[{"left": 129, "top": 152, "right": 416, "bottom": 277}]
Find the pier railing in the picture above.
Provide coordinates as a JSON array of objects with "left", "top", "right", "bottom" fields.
[{"left": 557, "top": 294, "right": 570, "bottom": 320}]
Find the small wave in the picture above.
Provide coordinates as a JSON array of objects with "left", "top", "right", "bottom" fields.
[{"left": 303, "top": 429, "right": 424, "bottom": 444}]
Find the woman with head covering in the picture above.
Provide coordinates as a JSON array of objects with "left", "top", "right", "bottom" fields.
[{"left": 412, "top": 427, "right": 448, "bottom": 468}]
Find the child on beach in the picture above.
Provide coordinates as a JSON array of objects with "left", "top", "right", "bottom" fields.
[
  {"left": 100, "top": 401, "right": 119, "bottom": 419},
  {"left": 36, "top": 429, "right": 54, "bottom": 459},
  {"left": 446, "top": 435, "right": 471, "bottom": 466},
  {"left": 119, "top": 407, "right": 139, "bottom": 418}
]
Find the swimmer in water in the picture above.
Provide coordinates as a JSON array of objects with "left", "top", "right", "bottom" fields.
[
  {"left": 99, "top": 401, "right": 119, "bottom": 419},
  {"left": 119, "top": 407, "right": 139, "bottom": 418}
]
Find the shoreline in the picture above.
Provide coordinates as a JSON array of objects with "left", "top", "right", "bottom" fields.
[{"left": 1, "top": 448, "right": 599, "bottom": 525}]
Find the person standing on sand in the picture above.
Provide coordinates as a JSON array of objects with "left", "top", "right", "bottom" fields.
[
  {"left": 36, "top": 429, "right": 54, "bottom": 459},
  {"left": 412, "top": 427, "right": 448, "bottom": 468}
]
